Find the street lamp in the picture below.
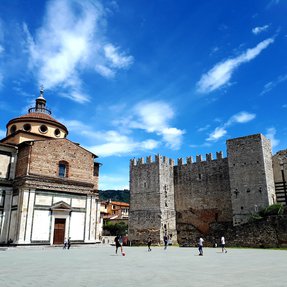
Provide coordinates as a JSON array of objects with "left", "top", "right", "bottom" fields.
[{"left": 280, "top": 163, "right": 287, "bottom": 206}]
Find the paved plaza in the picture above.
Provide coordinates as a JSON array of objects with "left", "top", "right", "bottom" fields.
[{"left": 0, "top": 245, "right": 286, "bottom": 287}]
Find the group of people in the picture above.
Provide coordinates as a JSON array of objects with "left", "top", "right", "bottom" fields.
[
  {"left": 113, "top": 234, "right": 228, "bottom": 255},
  {"left": 146, "top": 234, "right": 227, "bottom": 255},
  {"left": 63, "top": 237, "right": 71, "bottom": 249},
  {"left": 198, "top": 236, "right": 227, "bottom": 256}
]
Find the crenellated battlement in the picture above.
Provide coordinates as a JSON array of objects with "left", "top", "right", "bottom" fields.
[
  {"left": 131, "top": 151, "right": 224, "bottom": 167},
  {"left": 176, "top": 151, "right": 224, "bottom": 166},
  {"left": 130, "top": 154, "right": 174, "bottom": 167},
  {"left": 129, "top": 133, "right": 277, "bottom": 245}
]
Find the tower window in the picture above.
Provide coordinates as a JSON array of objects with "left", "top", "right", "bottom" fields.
[
  {"left": 23, "top": 123, "right": 31, "bottom": 132},
  {"left": 10, "top": 125, "right": 17, "bottom": 134},
  {"left": 39, "top": 124, "right": 48, "bottom": 133},
  {"left": 58, "top": 161, "right": 69, "bottom": 178},
  {"left": 54, "top": 128, "right": 61, "bottom": 137}
]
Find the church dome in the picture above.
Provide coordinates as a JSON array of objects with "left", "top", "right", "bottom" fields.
[{"left": 5, "top": 88, "right": 68, "bottom": 141}]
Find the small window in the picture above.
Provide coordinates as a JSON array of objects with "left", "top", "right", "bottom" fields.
[
  {"left": 39, "top": 125, "right": 48, "bottom": 133},
  {"left": 59, "top": 163, "right": 66, "bottom": 177},
  {"left": 10, "top": 125, "right": 17, "bottom": 134},
  {"left": 23, "top": 123, "right": 31, "bottom": 132},
  {"left": 58, "top": 161, "right": 68, "bottom": 177},
  {"left": 93, "top": 162, "right": 99, "bottom": 176},
  {"left": 54, "top": 128, "right": 61, "bottom": 137}
]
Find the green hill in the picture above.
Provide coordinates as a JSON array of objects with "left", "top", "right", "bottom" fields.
[{"left": 99, "top": 190, "right": 130, "bottom": 203}]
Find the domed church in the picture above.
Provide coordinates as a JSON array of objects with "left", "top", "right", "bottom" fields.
[{"left": 0, "top": 89, "right": 101, "bottom": 246}]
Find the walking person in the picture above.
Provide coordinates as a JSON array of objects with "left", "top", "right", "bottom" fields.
[
  {"left": 67, "top": 237, "right": 71, "bottom": 249},
  {"left": 63, "top": 237, "right": 68, "bottom": 249},
  {"left": 163, "top": 234, "right": 168, "bottom": 250},
  {"left": 147, "top": 236, "right": 152, "bottom": 252},
  {"left": 198, "top": 237, "right": 204, "bottom": 256},
  {"left": 221, "top": 236, "right": 227, "bottom": 253},
  {"left": 114, "top": 235, "right": 123, "bottom": 254}
]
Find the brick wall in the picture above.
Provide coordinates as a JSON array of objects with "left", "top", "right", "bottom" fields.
[{"left": 16, "top": 139, "right": 98, "bottom": 189}]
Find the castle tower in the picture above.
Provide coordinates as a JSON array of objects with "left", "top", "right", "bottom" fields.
[
  {"left": 227, "top": 134, "right": 276, "bottom": 225},
  {"left": 128, "top": 155, "right": 177, "bottom": 245}
]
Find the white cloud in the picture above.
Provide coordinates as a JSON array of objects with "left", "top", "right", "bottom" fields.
[
  {"left": 260, "top": 74, "right": 287, "bottom": 95},
  {"left": 206, "top": 111, "right": 256, "bottom": 142},
  {"left": 252, "top": 25, "right": 269, "bottom": 35},
  {"left": 24, "top": 0, "right": 133, "bottom": 103},
  {"left": 104, "top": 44, "right": 133, "bottom": 68},
  {"left": 127, "top": 101, "right": 185, "bottom": 150},
  {"left": 130, "top": 101, "right": 174, "bottom": 132},
  {"left": 95, "top": 64, "right": 115, "bottom": 78},
  {"left": 162, "top": 128, "right": 185, "bottom": 150},
  {"left": 265, "top": 127, "right": 279, "bottom": 147},
  {"left": 87, "top": 130, "right": 160, "bottom": 157},
  {"left": 228, "top": 111, "right": 256, "bottom": 124},
  {"left": 59, "top": 119, "right": 160, "bottom": 157},
  {"left": 197, "top": 38, "right": 274, "bottom": 94},
  {"left": 61, "top": 100, "right": 183, "bottom": 156},
  {"left": 207, "top": 127, "right": 227, "bottom": 141}
]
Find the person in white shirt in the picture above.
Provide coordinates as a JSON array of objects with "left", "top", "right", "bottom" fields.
[
  {"left": 198, "top": 237, "right": 204, "bottom": 256},
  {"left": 221, "top": 236, "right": 227, "bottom": 253}
]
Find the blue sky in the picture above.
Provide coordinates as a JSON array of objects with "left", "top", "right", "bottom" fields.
[{"left": 0, "top": 0, "right": 286, "bottom": 190}]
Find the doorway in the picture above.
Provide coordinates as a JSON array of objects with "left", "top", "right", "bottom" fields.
[{"left": 53, "top": 218, "right": 66, "bottom": 244}]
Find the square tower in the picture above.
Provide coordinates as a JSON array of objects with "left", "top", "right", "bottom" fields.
[
  {"left": 227, "top": 134, "right": 276, "bottom": 225},
  {"left": 128, "top": 155, "right": 177, "bottom": 245}
]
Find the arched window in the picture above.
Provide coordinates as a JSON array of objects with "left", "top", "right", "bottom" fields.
[{"left": 58, "top": 161, "right": 69, "bottom": 178}]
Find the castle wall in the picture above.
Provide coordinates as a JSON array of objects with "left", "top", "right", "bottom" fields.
[
  {"left": 128, "top": 133, "right": 279, "bottom": 245},
  {"left": 174, "top": 153, "right": 232, "bottom": 244},
  {"left": 129, "top": 155, "right": 177, "bottom": 244},
  {"left": 227, "top": 134, "right": 276, "bottom": 226}
]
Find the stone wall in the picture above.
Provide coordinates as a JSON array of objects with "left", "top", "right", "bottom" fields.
[
  {"left": 175, "top": 153, "right": 232, "bottom": 243},
  {"left": 129, "top": 155, "right": 177, "bottom": 244},
  {"left": 227, "top": 134, "right": 276, "bottom": 226},
  {"left": 128, "top": 133, "right": 282, "bottom": 246},
  {"left": 177, "top": 215, "right": 287, "bottom": 248}
]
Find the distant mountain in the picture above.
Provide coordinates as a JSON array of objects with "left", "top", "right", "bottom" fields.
[{"left": 99, "top": 190, "right": 130, "bottom": 203}]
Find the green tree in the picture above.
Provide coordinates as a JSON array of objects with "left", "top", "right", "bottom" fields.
[{"left": 103, "top": 221, "right": 128, "bottom": 236}]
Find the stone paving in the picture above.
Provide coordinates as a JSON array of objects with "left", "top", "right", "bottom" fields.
[{"left": 0, "top": 245, "right": 286, "bottom": 287}]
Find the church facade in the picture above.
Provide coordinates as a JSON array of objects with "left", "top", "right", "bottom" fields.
[{"left": 0, "top": 90, "right": 101, "bottom": 245}]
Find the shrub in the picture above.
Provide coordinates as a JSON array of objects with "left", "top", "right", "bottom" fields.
[{"left": 249, "top": 203, "right": 284, "bottom": 222}]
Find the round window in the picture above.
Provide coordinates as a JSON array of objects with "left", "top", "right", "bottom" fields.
[
  {"left": 23, "top": 123, "right": 31, "bottom": 132},
  {"left": 39, "top": 125, "right": 48, "bottom": 133},
  {"left": 54, "top": 128, "right": 61, "bottom": 137},
  {"left": 10, "top": 125, "right": 17, "bottom": 134}
]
